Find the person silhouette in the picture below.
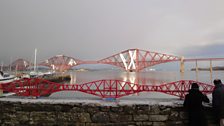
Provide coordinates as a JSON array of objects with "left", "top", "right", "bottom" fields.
[
  {"left": 212, "top": 79, "right": 224, "bottom": 126},
  {"left": 184, "top": 83, "right": 209, "bottom": 126}
]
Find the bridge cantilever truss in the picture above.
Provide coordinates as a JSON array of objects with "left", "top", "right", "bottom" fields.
[
  {"left": 98, "top": 49, "right": 180, "bottom": 71},
  {"left": 1, "top": 78, "right": 214, "bottom": 99},
  {"left": 10, "top": 59, "right": 32, "bottom": 71},
  {"left": 38, "top": 55, "right": 84, "bottom": 71}
]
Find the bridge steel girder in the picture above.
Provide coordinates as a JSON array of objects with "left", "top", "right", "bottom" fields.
[
  {"left": 1, "top": 78, "right": 214, "bottom": 99},
  {"left": 97, "top": 49, "right": 180, "bottom": 72}
]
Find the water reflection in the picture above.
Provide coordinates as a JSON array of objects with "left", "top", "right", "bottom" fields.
[
  {"left": 47, "top": 70, "right": 224, "bottom": 99},
  {"left": 68, "top": 70, "right": 224, "bottom": 85},
  {"left": 122, "top": 72, "right": 137, "bottom": 90},
  {"left": 69, "top": 72, "right": 76, "bottom": 84},
  {"left": 195, "top": 70, "right": 199, "bottom": 81},
  {"left": 210, "top": 72, "right": 213, "bottom": 83}
]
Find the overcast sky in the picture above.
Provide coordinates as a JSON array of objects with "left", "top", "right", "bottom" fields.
[{"left": 1, "top": 0, "right": 224, "bottom": 64}]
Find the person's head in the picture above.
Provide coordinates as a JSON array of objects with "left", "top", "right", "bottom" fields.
[
  {"left": 191, "top": 83, "right": 199, "bottom": 90},
  {"left": 213, "top": 79, "right": 222, "bottom": 86}
]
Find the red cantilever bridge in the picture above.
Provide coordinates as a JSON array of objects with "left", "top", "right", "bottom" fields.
[
  {"left": 1, "top": 78, "right": 214, "bottom": 99},
  {"left": 9, "top": 48, "right": 224, "bottom": 72},
  {"left": 11, "top": 49, "right": 180, "bottom": 71}
]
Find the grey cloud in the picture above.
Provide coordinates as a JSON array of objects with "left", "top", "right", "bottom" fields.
[
  {"left": 0, "top": 0, "right": 224, "bottom": 64},
  {"left": 178, "top": 43, "right": 224, "bottom": 58}
]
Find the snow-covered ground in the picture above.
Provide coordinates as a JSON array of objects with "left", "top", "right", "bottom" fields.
[
  {"left": 0, "top": 97, "right": 184, "bottom": 107},
  {"left": 0, "top": 91, "right": 213, "bottom": 107},
  {"left": 0, "top": 92, "right": 185, "bottom": 107}
]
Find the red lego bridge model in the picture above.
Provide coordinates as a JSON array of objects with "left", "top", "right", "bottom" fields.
[{"left": 0, "top": 78, "right": 214, "bottom": 99}]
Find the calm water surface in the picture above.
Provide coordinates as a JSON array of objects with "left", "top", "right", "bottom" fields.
[{"left": 68, "top": 70, "right": 224, "bottom": 85}]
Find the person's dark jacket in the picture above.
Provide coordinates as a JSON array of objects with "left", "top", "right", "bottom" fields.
[
  {"left": 212, "top": 83, "right": 224, "bottom": 118},
  {"left": 184, "top": 89, "right": 210, "bottom": 112},
  {"left": 184, "top": 88, "right": 209, "bottom": 126}
]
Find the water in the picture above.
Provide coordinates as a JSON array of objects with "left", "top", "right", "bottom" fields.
[
  {"left": 49, "top": 70, "right": 224, "bottom": 99},
  {"left": 68, "top": 70, "right": 224, "bottom": 85}
]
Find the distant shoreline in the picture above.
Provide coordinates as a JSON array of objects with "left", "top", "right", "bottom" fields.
[{"left": 191, "top": 66, "right": 224, "bottom": 71}]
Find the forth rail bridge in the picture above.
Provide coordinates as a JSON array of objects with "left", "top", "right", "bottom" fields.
[
  {"left": 7, "top": 48, "right": 224, "bottom": 72},
  {"left": 1, "top": 48, "right": 223, "bottom": 99}
]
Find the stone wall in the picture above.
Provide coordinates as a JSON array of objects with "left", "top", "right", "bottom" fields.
[{"left": 0, "top": 100, "right": 217, "bottom": 126}]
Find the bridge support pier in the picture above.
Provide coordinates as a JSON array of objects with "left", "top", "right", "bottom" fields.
[
  {"left": 210, "top": 60, "right": 213, "bottom": 83},
  {"left": 195, "top": 60, "right": 199, "bottom": 81},
  {"left": 210, "top": 60, "right": 213, "bottom": 73},
  {"left": 195, "top": 60, "right": 198, "bottom": 72},
  {"left": 180, "top": 56, "right": 185, "bottom": 73}
]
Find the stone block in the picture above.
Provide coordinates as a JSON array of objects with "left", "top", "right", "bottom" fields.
[
  {"left": 85, "top": 106, "right": 100, "bottom": 115},
  {"left": 70, "top": 106, "right": 85, "bottom": 113},
  {"left": 86, "top": 123, "right": 102, "bottom": 126},
  {"left": 92, "top": 112, "right": 110, "bottom": 123},
  {"left": 2, "top": 121, "right": 19, "bottom": 126},
  {"left": 153, "top": 122, "right": 166, "bottom": 126},
  {"left": 179, "top": 111, "right": 188, "bottom": 119},
  {"left": 55, "top": 123, "right": 86, "bottom": 126},
  {"left": 16, "top": 112, "right": 29, "bottom": 124},
  {"left": 30, "top": 112, "right": 56, "bottom": 124},
  {"left": 149, "top": 105, "right": 160, "bottom": 114},
  {"left": 166, "top": 121, "right": 184, "bottom": 126},
  {"left": 169, "top": 111, "right": 179, "bottom": 121},
  {"left": 136, "top": 122, "right": 153, "bottom": 126},
  {"left": 2, "top": 104, "right": 17, "bottom": 113},
  {"left": 56, "top": 112, "right": 73, "bottom": 122},
  {"left": 134, "top": 105, "right": 149, "bottom": 114},
  {"left": 142, "top": 122, "right": 153, "bottom": 126},
  {"left": 56, "top": 112, "right": 91, "bottom": 123},
  {"left": 111, "top": 106, "right": 123, "bottom": 113},
  {"left": 53, "top": 105, "right": 62, "bottom": 112},
  {"left": 159, "top": 107, "right": 171, "bottom": 115},
  {"left": 86, "top": 122, "right": 135, "bottom": 126},
  {"left": 1, "top": 113, "right": 19, "bottom": 126},
  {"left": 148, "top": 115, "right": 168, "bottom": 121},
  {"left": 75, "top": 113, "right": 91, "bottom": 123},
  {"left": 2, "top": 112, "right": 16, "bottom": 120},
  {"left": 21, "top": 103, "right": 44, "bottom": 112},
  {"left": 133, "top": 114, "right": 148, "bottom": 121},
  {"left": 59, "top": 104, "right": 74, "bottom": 112},
  {"left": 109, "top": 113, "right": 132, "bottom": 122},
  {"left": 100, "top": 106, "right": 111, "bottom": 112},
  {"left": 72, "top": 123, "right": 86, "bottom": 126},
  {"left": 123, "top": 106, "right": 135, "bottom": 114}
]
